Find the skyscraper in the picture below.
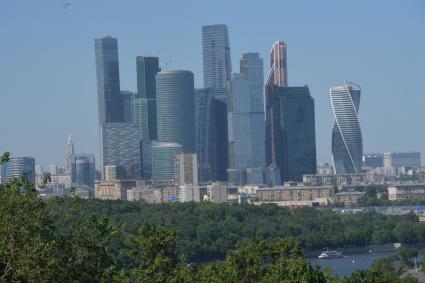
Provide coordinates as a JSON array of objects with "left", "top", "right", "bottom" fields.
[
  {"left": 202, "top": 24, "right": 232, "bottom": 181},
  {"left": 64, "top": 134, "right": 76, "bottom": 182},
  {"left": 266, "top": 86, "right": 317, "bottom": 181},
  {"left": 330, "top": 81, "right": 363, "bottom": 174},
  {"left": 75, "top": 153, "right": 96, "bottom": 189},
  {"left": 94, "top": 36, "right": 123, "bottom": 124},
  {"left": 202, "top": 24, "right": 232, "bottom": 95},
  {"left": 1, "top": 157, "right": 35, "bottom": 184},
  {"left": 151, "top": 142, "right": 182, "bottom": 182},
  {"left": 156, "top": 70, "right": 196, "bottom": 152},
  {"left": 228, "top": 53, "right": 265, "bottom": 185},
  {"left": 265, "top": 41, "right": 288, "bottom": 172},
  {"left": 195, "top": 88, "right": 217, "bottom": 182},
  {"left": 121, "top": 90, "right": 135, "bottom": 123},
  {"left": 135, "top": 56, "right": 160, "bottom": 140},
  {"left": 100, "top": 123, "right": 142, "bottom": 179}
]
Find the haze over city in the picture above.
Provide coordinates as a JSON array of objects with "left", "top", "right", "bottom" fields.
[{"left": 0, "top": 0, "right": 424, "bottom": 167}]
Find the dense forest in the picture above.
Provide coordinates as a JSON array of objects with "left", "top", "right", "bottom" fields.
[
  {"left": 0, "top": 175, "right": 421, "bottom": 282},
  {"left": 47, "top": 196, "right": 425, "bottom": 261}
]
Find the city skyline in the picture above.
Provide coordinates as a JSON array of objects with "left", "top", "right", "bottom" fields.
[{"left": 1, "top": 1, "right": 424, "bottom": 167}]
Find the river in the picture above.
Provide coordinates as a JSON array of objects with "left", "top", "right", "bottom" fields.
[{"left": 310, "top": 250, "right": 396, "bottom": 279}]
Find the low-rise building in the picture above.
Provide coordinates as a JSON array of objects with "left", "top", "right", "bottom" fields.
[
  {"left": 206, "top": 182, "right": 228, "bottom": 203},
  {"left": 94, "top": 180, "right": 137, "bottom": 200},
  {"left": 388, "top": 184, "right": 425, "bottom": 201},
  {"left": 256, "top": 183, "right": 334, "bottom": 202},
  {"left": 178, "top": 185, "right": 200, "bottom": 202},
  {"left": 334, "top": 191, "right": 365, "bottom": 206}
]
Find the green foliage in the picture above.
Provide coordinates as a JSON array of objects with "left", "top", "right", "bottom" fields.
[
  {"left": 342, "top": 269, "right": 416, "bottom": 283},
  {"left": 0, "top": 152, "right": 9, "bottom": 164}
]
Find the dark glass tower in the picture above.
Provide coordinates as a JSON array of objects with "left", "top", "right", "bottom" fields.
[
  {"left": 156, "top": 70, "right": 196, "bottom": 152},
  {"left": 267, "top": 86, "right": 317, "bottom": 182},
  {"left": 202, "top": 24, "right": 232, "bottom": 181},
  {"left": 136, "top": 56, "right": 160, "bottom": 140},
  {"left": 94, "top": 36, "right": 123, "bottom": 124}
]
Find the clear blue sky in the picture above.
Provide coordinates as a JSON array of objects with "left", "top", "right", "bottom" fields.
[{"left": 0, "top": 0, "right": 424, "bottom": 168}]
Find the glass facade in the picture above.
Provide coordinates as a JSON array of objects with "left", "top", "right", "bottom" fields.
[
  {"left": 156, "top": 70, "right": 196, "bottom": 152},
  {"left": 100, "top": 123, "right": 141, "bottom": 179},
  {"left": 94, "top": 36, "right": 123, "bottom": 124},
  {"left": 195, "top": 88, "right": 217, "bottom": 182},
  {"left": 267, "top": 86, "right": 317, "bottom": 182},
  {"left": 330, "top": 82, "right": 363, "bottom": 174},
  {"left": 136, "top": 56, "right": 160, "bottom": 140},
  {"left": 151, "top": 142, "right": 182, "bottom": 181},
  {"left": 75, "top": 153, "right": 96, "bottom": 188},
  {"left": 1, "top": 157, "right": 35, "bottom": 184}
]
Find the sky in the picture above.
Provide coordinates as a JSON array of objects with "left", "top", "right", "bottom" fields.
[{"left": 0, "top": 0, "right": 424, "bottom": 168}]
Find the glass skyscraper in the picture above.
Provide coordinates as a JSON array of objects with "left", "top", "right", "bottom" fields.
[
  {"left": 195, "top": 88, "right": 217, "bottom": 182},
  {"left": 266, "top": 86, "right": 317, "bottom": 182},
  {"left": 94, "top": 36, "right": 123, "bottom": 124},
  {"left": 156, "top": 70, "right": 196, "bottom": 152},
  {"left": 202, "top": 24, "right": 232, "bottom": 181},
  {"left": 1, "top": 157, "right": 35, "bottom": 184},
  {"left": 228, "top": 53, "right": 265, "bottom": 185},
  {"left": 135, "top": 56, "right": 160, "bottom": 140},
  {"left": 330, "top": 81, "right": 363, "bottom": 174},
  {"left": 100, "top": 123, "right": 141, "bottom": 179},
  {"left": 75, "top": 153, "right": 96, "bottom": 189},
  {"left": 151, "top": 142, "right": 182, "bottom": 181}
]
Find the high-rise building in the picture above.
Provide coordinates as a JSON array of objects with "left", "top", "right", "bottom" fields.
[
  {"left": 202, "top": 24, "right": 232, "bottom": 182},
  {"left": 156, "top": 70, "right": 196, "bottom": 152},
  {"left": 151, "top": 142, "right": 182, "bottom": 182},
  {"left": 194, "top": 88, "right": 217, "bottom": 182},
  {"left": 175, "top": 152, "right": 198, "bottom": 185},
  {"left": 202, "top": 24, "right": 232, "bottom": 95},
  {"left": 266, "top": 86, "right": 317, "bottom": 182},
  {"left": 94, "top": 36, "right": 123, "bottom": 124},
  {"left": 64, "top": 134, "right": 76, "bottom": 182},
  {"left": 265, "top": 41, "right": 288, "bottom": 176},
  {"left": 383, "top": 152, "right": 421, "bottom": 169},
  {"left": 330, "top": 81, "right": 363, "bottom": 174},
  {"left": 121, "top": 90, "right": 135, "bottom": 123},
  {"left": 135, "top": 56, "right": 160, "bottom": 140},
  {"left": 228, "top": 53, "right": 265, "bottom": 185},
  {"left": 75, "top": 153, "right": 96, "bottom": 189},
  {"left": 178, "top": 185, "right": 200, "bottom": 202},
  {"left": 100, "top": 123, "right": 141, "bottom": 179},
  {"left": 1, "top": 157, "right": 35, "bottom": 184}
]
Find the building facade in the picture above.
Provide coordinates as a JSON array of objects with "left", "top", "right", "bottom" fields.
[
  {"left": 178, "top": 185, "right": 200, "bottom": 202},
  {"left": 1, "top": 156, "right": 35, "bottom": 184},
  {"left": 94, "top": 36, "right": 123, "bottom": 124},
  {"left": 100, "top": 123, "right": 141, "bottom": 179},
  {"left": 75, "top": 153, "right": 96, "bottom": 189},
  {"left": 388, "top": 184, "right": 425, "bottom": 201},
  {"left": 135, "top": 56, "right": 160, "bottom": 140},
  {"left": 94, "top": 180, "right": 137, "bottom": 200},
  {"left": 363, "top": 153, "right": 384, "bottom": 168},
  {"left": 265, "top": 86, "right": 317, "bottom": 182},
  {"left": 195, "top": 88, "right": 217, "bottom": 182},
  {"left": 156, "top": 70, "right": 196, "bottom": 152},
  {"left": 175, "top": 152, "right": 198, "bottom": 185},
  {"left": 383, "top": 152, "right": 421, "bottom": 170},
  {"left": 228, "top": 53, "right": 265, "bottom": 185},
  {"left": 330, "top": 81, "right": 363, "bottom": 174},
  {"left": 151, "top": 142, "right": 182, "bottom": 182}
]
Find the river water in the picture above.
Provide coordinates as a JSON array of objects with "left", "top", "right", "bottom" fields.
[{"left": 310, "top": 251, "right": 395, "bottom": 279}]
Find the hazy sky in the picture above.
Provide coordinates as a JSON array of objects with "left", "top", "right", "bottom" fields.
[{"left": 0, "top": 0, "right": 424, "bottom": 168}]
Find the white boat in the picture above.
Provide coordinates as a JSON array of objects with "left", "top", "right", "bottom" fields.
[{"left": 318, "top": 250, "right": 343, "bottom": 259}]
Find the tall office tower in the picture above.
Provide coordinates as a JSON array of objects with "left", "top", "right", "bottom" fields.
[
  {"left": 156, "top": 70, "right": 196, "bottom": 152},
  {"left": 121, "top": 90, "right": 135, "bottom": 123},
  {"left": 100, "top": 123, "right": 142, "bottom": 179},
  {"left": 202, "top": 24, "right": 232, "bottom": 181},
  {"left": 135, "top": 56, "right": 160, "bottom": 140},
  {"left": 151, "top": 142, "right": 182, "bottom": 182},
  {"left": 94, "top": 36, "right": 123, "bottom": 124},
  {"left": 228, "top": 53, "right": 265, "bottom": 185},
  {"left": 64, "top": 134, "right": 76, "bottom": 182},
  {"left": 194, "top": 88, "right": 217, "bottom": 182},
  {"left": 175, "top": 152, "right": 198, "bottom": 185},
  {"left": 266, "top": 86, "right": 317, "bottom": 182},
  {"left": 48, "top": 164, "right": 58, "bottom": 176},
  {"left": 75, "top": 153, "right": 96, "bottom": 188},
  {"left": 265, "top": 41, "right": 288, "bottom": 177},
  {"left": 330, "top": 81, "right": 363, "bottom": 174},
  {"left": 1, "top": 157, "right": 35, "bottom": 184}
]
